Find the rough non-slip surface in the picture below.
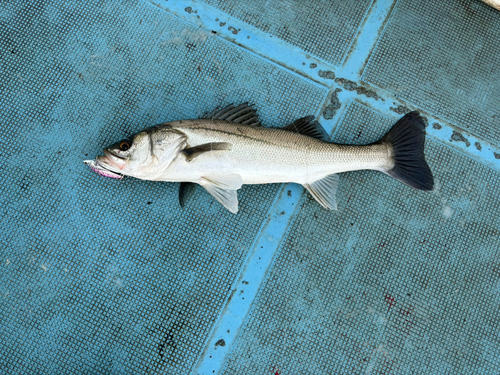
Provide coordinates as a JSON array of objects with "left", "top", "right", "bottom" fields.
[
  {"left": 1, "top": 0, "right": 499, "bottom": 374},
  {"left": 222, "top": 102, "right": 500, "bottom": 374},
  {"left": 363, "top": 0, "right": 500, "bottom": 145},
  {"left": 0, "top": 1, "right": 326, "bottom": 373},
  {"left": 199, "top": 0, "right": 373, "bottom": 65}
]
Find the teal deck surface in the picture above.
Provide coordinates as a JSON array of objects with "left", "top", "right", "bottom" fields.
[{"left": 1, "top": 1, "right": 499, "bottom": 374}]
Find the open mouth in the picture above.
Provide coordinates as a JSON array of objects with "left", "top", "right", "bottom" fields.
[
  {"left": 101, "top": 148, "right": 127, "bottom": 170},
  {"left": 84, "top": 158, "right": 123, "bottom": 179}
]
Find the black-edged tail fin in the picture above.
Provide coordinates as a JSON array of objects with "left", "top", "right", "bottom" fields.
[{"left": 381, "top": 111, "right": 434, "bottom": 191}]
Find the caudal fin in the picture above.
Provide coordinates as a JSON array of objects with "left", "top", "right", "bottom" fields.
[{"left": 381, "top": 111, "right": 434, "bottom": 191}]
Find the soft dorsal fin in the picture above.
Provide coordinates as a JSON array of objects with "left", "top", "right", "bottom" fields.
[
  {"left": 304, "top": 174, "right": 339, "bottom": 210},
  {"left": 201, "top": 103, "right": 261, "bottom": 126},
  {"left": 199, "top": 174, "right": 243, "bottom": 213},
  {"left": 182, "top": 142, "right": 232, "bottom": 162},
  {"left": 283, "top": 116, "right": 330, "bottom": 142}
]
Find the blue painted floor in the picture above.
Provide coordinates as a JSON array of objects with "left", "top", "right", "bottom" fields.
[{"left": 1, "top": 0, "right": 500, "bottom": 374}]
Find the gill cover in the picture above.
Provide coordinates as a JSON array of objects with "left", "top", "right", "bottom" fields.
[
  {"left": 142, "top": 125, "right": 188, "bottom": 179},
  {"left": 99, "top": 124, "right": 187, "bottom": 179}
]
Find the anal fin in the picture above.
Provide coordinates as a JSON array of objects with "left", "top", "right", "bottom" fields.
[
  {"left": 304, "top": 174, "right": 339, "bottom": 210},
  {"left": 199, "top": 174, "right": 243, "bottom": 214}
]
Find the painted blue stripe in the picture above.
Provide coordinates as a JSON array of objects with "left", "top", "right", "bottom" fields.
[
  {"left": 193, "top": 183, "right": 304, "bottom": 375},
  {"left": 338, "top": 0, "right": 397, "bottom": 79}
]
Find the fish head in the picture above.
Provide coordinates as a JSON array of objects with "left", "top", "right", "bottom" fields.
[
  {"left": 97, "top": 131, "right": 149, "bottom": 176},
  {"left": 90, "top": 125, "right": 187, "bottom": 179}
]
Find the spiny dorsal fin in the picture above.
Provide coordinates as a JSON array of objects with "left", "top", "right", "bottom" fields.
[
  {"left": 283, "top": 116, "right": 330, "bottom": 142},
  {"left": 182, "top": 142, "right": 232, "bottom": 162},
  {"left": 304, "top": 174, "right": 339, "bottom": 210},
  {"left": 199, "top": 174, "right": 243, "bottom": 214},
  {"left": 201, "top": 103, "right": 261, "bottom": 126}
]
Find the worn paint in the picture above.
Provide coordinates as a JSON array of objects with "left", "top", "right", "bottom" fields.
[
  {"left": 318, "top": 70, "right": 335, "bottom": 79},
  {"left": 215, "top": 339, "right": 225, "bottom": 347},
  {"left": 451, "top": 130, "right": 471, "bottom": 147},
  {"left": 322, "top": 89, "right": 342, "bottom": 120},
  {"left": 334, "top": 77, "right": 380, "bottom": 99},
  {"left": 389, "top": 105, "right": 410, "bottom": 115}
]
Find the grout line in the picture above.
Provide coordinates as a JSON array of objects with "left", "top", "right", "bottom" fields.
[{"left": 192, "top": 184, "right": 304, "bottom": 375}]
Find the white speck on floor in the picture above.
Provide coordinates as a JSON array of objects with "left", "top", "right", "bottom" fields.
[{"left": 443, "top": 206, "right": 453, "bottom": 218}]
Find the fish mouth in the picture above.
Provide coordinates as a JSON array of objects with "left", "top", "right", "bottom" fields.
[
  {"left": 83, "top": 148, "right": 128, "bottom": 179},
  {"left": 102, "top": 149, "right": 127, "bottom": 169},
  {"left": 84, "top": 158, "right": 123, "bottom": 179}
]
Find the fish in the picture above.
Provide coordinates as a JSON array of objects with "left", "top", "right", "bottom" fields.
[
  {"left": 482, "top": 0, "right": 500, "bottom": 11},
  {"left": 84, "top": 103, "right": 434, "bottom": 213}
]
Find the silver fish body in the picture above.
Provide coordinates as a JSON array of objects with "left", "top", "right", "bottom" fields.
[
  {"left": 160, "top": 119, "right": 393, "bottom": 185},
  {"left": 86, "top": 104, "right": 433, "bottom": 213}
]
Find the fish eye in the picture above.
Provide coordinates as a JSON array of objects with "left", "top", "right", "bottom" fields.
[{"left": 119, "top": 139, "right": 131, "bottom": 151}]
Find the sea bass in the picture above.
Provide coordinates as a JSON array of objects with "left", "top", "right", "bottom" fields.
[{"left": 85, "top": 103, "right": 433, "bottom": 213}]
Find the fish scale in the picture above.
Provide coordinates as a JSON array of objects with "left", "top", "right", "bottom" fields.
[
  {"left": 164, "top": 119, "right": 392, "bottom": 185},
  {"left": 86, "top": 104, "right": 433, "bottom": 213}
]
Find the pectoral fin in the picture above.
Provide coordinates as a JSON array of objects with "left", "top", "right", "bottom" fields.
[
  {"left": 182, "top": 142, "right": 232, "bottom": 161},
  {"left": 199, "top": 174, "right": 243, "bottom": 213},
  {"left": 304, "top": 174, "right": 340, "bottom": 210}
]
